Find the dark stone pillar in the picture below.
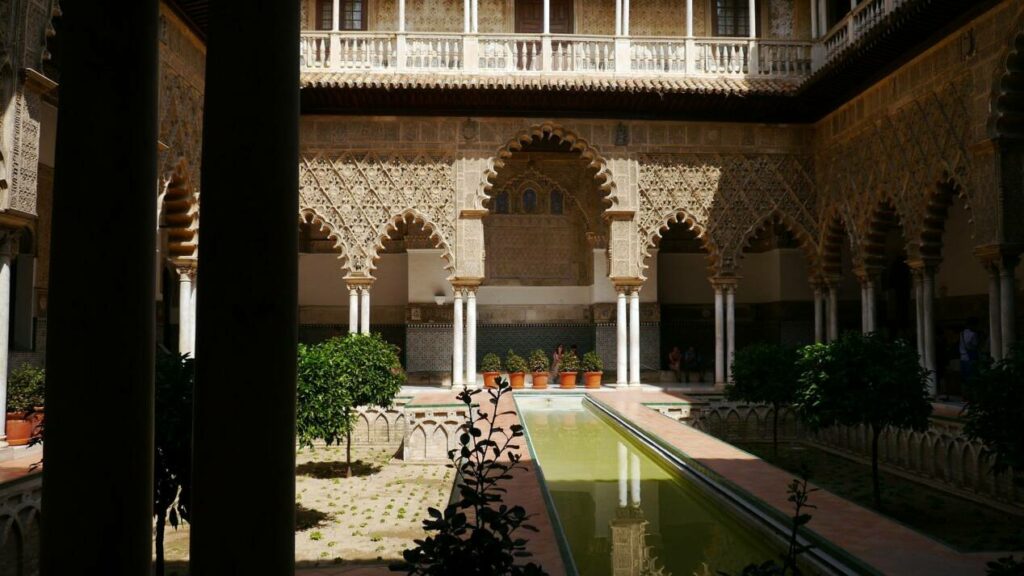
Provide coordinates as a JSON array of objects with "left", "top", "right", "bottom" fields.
[
  {"left": 189, "top": 1, "right": 299, "bottom": 574},
  {"left": 41, "top": 2, "right": 159, "bottom": 575}
]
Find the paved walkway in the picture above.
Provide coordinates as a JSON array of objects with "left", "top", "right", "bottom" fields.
[
  {"left": 588, "top": 389, "right": 1012, "bottom": 576},
  {"left": 0, "top": 450, "right": 41, "bottom": 484}
]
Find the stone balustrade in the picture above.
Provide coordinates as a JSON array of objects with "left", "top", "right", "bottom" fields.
[
  {"left": 300, "top": 31, "right": 813, "bottom": 80},
  {"left": 0, "top": 473, "right": 42, "bottom": 576},
  {"left": 819, "top": 0, "right": 910, "bottom": 67}
]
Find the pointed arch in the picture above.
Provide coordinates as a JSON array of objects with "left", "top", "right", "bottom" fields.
[
  {"left": 732, "top": 210, "right": 820, "bottom": 276},
  {"left": 643, "top": 208, "right": 720, "bottom": 273},
  {"left": 916, "top": 180, "right": 976, "bottom": 263},
  {"left": 482, "top": 122, "right": 620, "bottom": 211},
  {"left": 375, "top": 208, "right": 456, "bottom": 274}
]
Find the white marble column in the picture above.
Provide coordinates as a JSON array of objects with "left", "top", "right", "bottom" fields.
[
  {"left": 0, "top": 238, "right": 11, "bottom": 447},
  {"left": 860, "top": 282, "right": 868, "bottom": 334},
  {"left": 398, "top": 0, "right": 406, "bottom": 32},
  {"left": 629, "top": 289, "right": 641, "bottom": 386},
  {"left": 1000, "top": 258, "right": 1018, "bottom": 357},
  {"left": 543, "top": 0, "right": 550, "bottom": 33},
  {"left": 453, "top": 289, "right": 464, "bottom": 388},
  {"left": 615, "top": 0, "right": 622, "bottom": 36},
  {"left": 178, "top": 268, "right": 194, "bottom": 356},
  {"left": 618, "top": 442, "right": 628, "bottom": 507},
  {"left": 360, "top": 286, "right": 371, "bottom": 334},
  {"left": 726, "top": 285, "right": 736, "bottom": 383},
  {"left": 190, "top": 278, "right": 198, "bottom": 355},
  {"left": 866, "top": 279, "right": 877, "bottom": 333},
  {"left": 827, "top": 283, "right": 839, "bottom": 341},
  {"left": 810, "top": 0, "right": 818, "bottom": 37},
  {"left": 914, "top": 271, "right": 925, "bottom": 362},
  {"left": 749, "top": 0, "right": 757, "bottom": 37},
  {"left": 686, "top": 0, "right": 693, "bottom": 36},
  {"left": 466, "top": 289, "right": 477, "bottom": 387},
  {"left": 348, "top": 286, "right": 359, "bottom": 334},
  {"left": 622, "top": 0, "right": 630, "bottom": 36},
  {"left": 630, "top": 452, "right": 641, "bottom": 506},
  {"left": 331, "top": 0, "right": 340, "bottom": 30},
  {"left": 922, "top": 267, "right": 937, "bottom": 395},
  {"left": 714, "top": 284, "right": 725, "bottom": 385},
  {"left": 988, "top": 266, "right": 1003, "bottom": 361},
  {"left": 813, "top": 283, "right": 824, "bottom": 344},
  {"left": 471, "top": 0, "right": 478, "bottom": 33},
  {"left": 464, "top": 0, "right": 471, "bottom": 33},
  {"left": 616, "top": 288, "right": 628, "bottom": 387}
]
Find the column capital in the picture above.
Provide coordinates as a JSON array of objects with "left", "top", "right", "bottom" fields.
[
  {"left": 906, "top": 258, "right": 940, "bottom": 275},
  {"left": 612, "top": 278, "right": 643, "bottom": 291},
  {"left": 974, "top": 243, "right": 1022, "bottom": 272},
  {"left": 177, "top": 265, "right": 197, "bottom": 281},
  {"left": 344, "top": 276, "right": 375, "bottom": 290},
  {"left": 853, "top": 266, "right": 882, "bottom": 285},
  {"left": 451, "top": 278, "right": 483, "bottom": 291},
  {"left": 710, "top": 275, "right": 739, "bottom": 290}
]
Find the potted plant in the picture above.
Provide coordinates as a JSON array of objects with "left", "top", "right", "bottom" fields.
[
  {"left": 581, "top": 351, "right": 604, "bottom": 389},
  {"left": 559, "top": 349, "right": 580, "bottom": 389},
  {"left": 529, "top": 349, "right": 550, "bottom": 389},
  {"left": 5, "top": 364, "right": 45, "bottom": 446},
  {"left": 481, "top": 353, "right": 502, "bottom": 389},
  {"left": 505, "top": 350, "right": 528, "bottom": 390}
]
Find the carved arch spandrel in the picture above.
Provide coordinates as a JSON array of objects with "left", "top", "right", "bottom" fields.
[
  {"left": 637, "top": 153, "right": 817, "bottom": 276},
  {"left": 480, "top": 122, "right": 621, "bottom": 212},
  {"left": 733, "top": 210, "right": 820, "bottom": 276},
  {"left": 299, "top": 151, "right": 457, "bottom": 276}
]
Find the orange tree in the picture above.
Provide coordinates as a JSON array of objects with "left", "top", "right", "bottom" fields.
[
  {"left": 727, "top": 343, "right": 801, "bottom": 454},
  {"left": 296, "top": 333, "right": 405, "bottom": 476}
]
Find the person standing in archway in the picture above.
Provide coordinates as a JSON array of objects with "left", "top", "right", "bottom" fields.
[{"left": 959, "top": 317, "right": 981, "bottom": 386}]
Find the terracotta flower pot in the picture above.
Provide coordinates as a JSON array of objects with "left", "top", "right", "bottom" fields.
[
  {"left": 5, "top": 412, "right": 33, "bottom": 446},
  {"left": 559, "top": 372, "right": 578, "bottom": 389},
  {"left": 531, "top": 372, "right": 549, "bottom": 390},
  {"left": 482, "top": 371, "right": 500, "bottom": 389},
  {"left": 509, "top": 372, "right": 526, "bottom": 389},
  {"left": 584, "top": 371, "right": 603, "bottom": 389}
]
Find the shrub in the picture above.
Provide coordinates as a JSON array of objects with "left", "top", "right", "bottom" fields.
[
  {"left": 727, "top": 343, "right": 801, "bottom": 452},
  {"left": 154, "top": 350, "right": 194, "bottom": 576},
  {"left": 481, "top": 353, "right": 502, "bottom": 373},
  {"left": 559, "top": 349, "right": 579, "bottom": 373},
  {"left": 796, "top": 332, "right": 931, "bottom": 508},
  {"left": 580, "top": 351, "right": 603, "bottom": 372},
  {"left": 963, "top": 342, "right": 1024, "bottom": 476},
  {"left": 505, "top": 350, "right": 528, "bottom": 374},
  {"left": 6, "top": 364, "right": 44, "bottom": 413},
  {"left": 297, "top": 334, "right": 405, "bottom": 476},
  {"left": 528, "top": 349, "right": 549, "bottom": 373},
  {"left": 392, "top": 378, "right": 547, "bottom": 576}
]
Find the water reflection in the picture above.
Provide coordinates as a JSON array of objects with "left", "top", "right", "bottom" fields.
[{"left": 518, "top": 398, "right": 775, "bottom": 576}]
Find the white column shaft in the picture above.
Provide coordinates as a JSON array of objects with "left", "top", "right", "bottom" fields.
[
  {"left": 190, "top": 279, "right": 198, "bottom": 354},
  {"left": 629, "top": 290, "right": 641, "bottom": 386},
  {"left": 686, "top": 0, "right": 693, "bottom": 37},
  {"left": 867, "top": 280, "right": 877, "bottom": 333},
  {"left": 453, "top": 291, "right": 464, "bottom": 387},
  {"left": 914, "top": 274, "right": 925, "bottom": 362},
  {"left": 348, "top": 288, "right": 359, "bottom": 334},
  {"left": 828, "top": 286, "right": 839, "bottom": 341},
  {"left": 471, "top": 0, "right": 478, "bottom": 32},
  {"left": 629, "top": 453, "right": 641, "bottom": 506},
  {"left": 1001, "top": 265, "right": 1017, "bottom": 357},
  {"left": 813, "top": 287, "right": 823, "bottom": 344},
  {"left": 399, "top": 0, "right": 406, "bottom": 32},
  {"left": 543, "top": 0, "right": 550, "bottom": 33},
  {"left": 810, "top": 0, "right": 818, "bottom": 37},
  {"left": 726, "top": 287, "right": 736, "bottom": 383},
  {"left": 623, "top": 0, "right": 630, "bottom": 36},
  {"left": 0, "top": 253, "right": 10, "bottom": 444},
  {"left": 616, "top": 290, "right": 628, "bottom": 386},
  {"left": 466, "top": 290, "right": 477, "bottom": 387},
  {"left": 178, "top": 272, "right": 193, "bottom": 356},
  {"left": 360, "top": 287, "right": 371, "bottom": 334},
  {"left": 617, "top": 442, "right": 628, "bottom": 507},
  {"left": 464, "top": 0, "right": 471, "bottom": 33},
  {"left": 615, "top": 0, "right": 622, "bottom": 36},
  {"left": 332, "top": 0, "right": 340, "bottom": 30},
  {"left": 923, "top": 270, "right": 937, "bottom": 395},
  {"left": 749, "top": 0, "right": 757, "bottom": 37},
  {"left": 714, "top": 287, "right": 724, "bottom": 385},
  {"left": 989, "top": 269, "right": 1003, "bottom": 361}
]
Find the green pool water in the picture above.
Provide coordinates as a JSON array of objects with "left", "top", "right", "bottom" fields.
[{"left": 518, "top": 396, "right": 779, "bottom": 576}]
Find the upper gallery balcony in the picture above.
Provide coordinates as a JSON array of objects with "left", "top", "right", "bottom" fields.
[{"left": 298, "top": 0, "right": 912, "bottom": 91}]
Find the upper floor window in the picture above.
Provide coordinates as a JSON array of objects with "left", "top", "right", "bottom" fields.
[
  {"left": 315, "top": 0, "right": 367, "bottom": 31},
  {"left": 713, "top": 0, "right": 752, "bottom": 37}
]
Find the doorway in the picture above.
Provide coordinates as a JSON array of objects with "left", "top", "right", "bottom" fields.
[{"left": 515, "top": 0, "right": 574, "bottom": 34}]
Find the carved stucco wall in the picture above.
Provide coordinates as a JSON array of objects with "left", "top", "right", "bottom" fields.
[{"left": 813, "top": 0, "right": 1024, "bottom": 263}]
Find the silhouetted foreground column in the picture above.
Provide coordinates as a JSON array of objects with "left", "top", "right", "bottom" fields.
[
  {"left": 190, "top": 1, "right": 299, "bottom": 574},
  {"left": 41, "top": 2, "right": 159, "bottom": 574}
]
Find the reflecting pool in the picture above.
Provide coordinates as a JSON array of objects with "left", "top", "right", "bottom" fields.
[{"left": 518, "top": 396, "right": 778, "bottom": 576}]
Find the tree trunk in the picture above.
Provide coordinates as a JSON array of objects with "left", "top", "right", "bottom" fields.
[
  {"left": 155, "top": 508, "right": 166, "bottom": 576},
  {"left": 772, "top": 403, "right": 780, "bottom": 456},
  {"left": 346, "top": 407, "right": 353, "bottom": 478},
  {"left": 871, "top": 425, "right": 882, "bottom": 509}
]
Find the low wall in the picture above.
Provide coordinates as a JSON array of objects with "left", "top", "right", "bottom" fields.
[
  {"left": 654, "top": 401, "right": 1023, "bottom": 511},
  {"left": 0, "top": 473, "right": 42, "bottom": 576}
]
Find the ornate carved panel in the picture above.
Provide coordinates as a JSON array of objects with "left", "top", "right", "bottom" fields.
[
  {"left": 299, "top": 152, "right": 457, "bottom": 276},
  {"left": 637, "top": 152, "right": 817, "bottom": 275}
]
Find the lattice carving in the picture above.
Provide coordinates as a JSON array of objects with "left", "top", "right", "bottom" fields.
[
  {"left": 768, "top": 0, "right": 793, "bottom": 39},
  {"left": 159, "top": 64, "right": 203, "bottom": 200},
  {"left": 376, "top": 0, "right": 463, "bottom": 32},
  {"left": 299, "top": 152, "right": 457, "bottom": 276},
  {"left": 579, "top": 0, "right": 615, "bottom": 36},
  {"left": 637, "top": 153, "right": 817, "bottom": 275},
  {"left": 478, "top": 0, "right": 508, "bottom": 33},
  {"left": 817, "top": 77, "right": 978, "bottom": 264},
  {"left": 630, "top": 0, "right": 685, "bottom": 37}
]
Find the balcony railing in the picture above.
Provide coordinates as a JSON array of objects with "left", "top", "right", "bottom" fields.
[
  {"left": 301, "top": 32, "right": 813, "bottom": 80},
  {"left": 300, "top": 1, "right": 905, "bottom": 82}
]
